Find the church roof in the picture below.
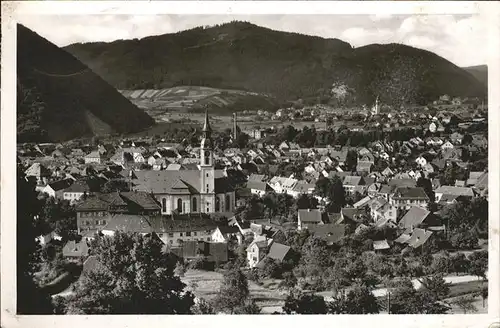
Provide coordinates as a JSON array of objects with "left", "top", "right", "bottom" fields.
[{"left": 132, "top": 170, "right": 233, "bottom": 195}]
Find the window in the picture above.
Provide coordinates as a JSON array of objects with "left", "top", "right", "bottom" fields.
[
  {"left": 177, "top": 198, "right": 182, "bottom": 213},
  {"left": 204, "top": 151, "right": 210, "bottom": 165},
  {"left": 168, "top": 233, "right": 174, "bottom": 238},
  {"left": 162, "top": 198, "right": 167, "bottom": 213},
  {"left": 193, "top": 232, "right": 197, "bottom": 236},
  {"left": 207, "top": 237, "right": 211, "bottom": 241},
  {"left": 192, "top": 197, "right": 197, "bottom": 212},
  {"left": 225, "top": 194, "right": 231, "bottom": 211},
  {"left": 206, "top": 184, "right": 209, "bottom": 193},
  {"left": 179, "top": 232, "right": 183, "bottom": 237},
  {"left": 206, "top": 173, "right": 209, "bottom": 177},
  {"left": 95, "top": 220, "right": 99, "bottom": 225},
  {"left": 215, "top": 196, "right": 220, "bottom": 212},
  {"left": 186, "top": 232, "right": 191, "bottom": 237},
  {"left": 169, "top": 240, "right": 173, "bottom": 245}
]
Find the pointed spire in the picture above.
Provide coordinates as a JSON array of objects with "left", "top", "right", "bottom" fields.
[{"left": 202, "top": 110, "right": 211, "bottom": 133}]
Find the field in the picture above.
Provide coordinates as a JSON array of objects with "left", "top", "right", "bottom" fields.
[{"left": 180, "top": 269, "right": 286, "bottom": 313}]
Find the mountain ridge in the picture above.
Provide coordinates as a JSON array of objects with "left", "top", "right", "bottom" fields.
[
  {"left": 17, "top": 24, "right": 155, "bottom": 142},
  {"left": 64, "top": 21, "right": 486, "bottom": 107}
]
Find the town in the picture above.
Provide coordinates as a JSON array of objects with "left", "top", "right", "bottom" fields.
[{"left": 17, "top": 97, "right": 489, "bottom": 314}]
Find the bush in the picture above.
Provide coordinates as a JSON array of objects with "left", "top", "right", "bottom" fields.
[{"left": 450, "top": 231, "right": 478, "bottom": 250}]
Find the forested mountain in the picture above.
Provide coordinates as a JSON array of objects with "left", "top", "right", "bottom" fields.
[
  {"left": 65, "top": 21, "right": 486, "bottom": 107},
  {"left": 463, "top": 65, "right": 488, "bottom": 88},
  {"left": 17, "top": 24, "right": 154, "bottom": 143}
]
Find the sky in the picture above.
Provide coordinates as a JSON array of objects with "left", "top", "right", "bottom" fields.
[{"left": 18, "top": 14, "right": 487, "bottom": 67}]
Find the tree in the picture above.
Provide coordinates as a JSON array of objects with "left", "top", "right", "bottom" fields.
[
  {"left": 452, "top": 295, "right": 478, "bottom": 314},
  {"left": 327, "top": 176, "right": 346, "bottom": 213},
  {"left": 66, "top": 232, "right": 194, "bottom": 314},
  {"left": 329, "top": 285, "right": 379, "bottom": 314},
  {"left": 38, "top": 197, "right": 77, "bottom": 241},
  {"left": 192, "top": 298, "right": 215, "bottom": 314},
  {"left": 467, "top": 250, "right": 488, "bottom": 280},
  {"left": 416, "top": 177, "right": 435, "bottom": 202},
  {"left": 212, "top": 267, "right": 250, "bottom": 314},
  {"left": 419, "top": 274, "right": 450, "bottom": 300},
  {"left": 314, "top": 176, "right": 331, "bottom": 199},
  {"left": 17, "top": 167, "right": 53, "bottom": 314},
  {"left": 233, "top": 300, "right": 261, "bottom": 314},
  {"left": 388, "top": 278, "right": 449, "bottom": 314},
  {"left": 345, "top": 150, "right": 358, "bottom": 171},
  {"left": 295, "top": 194, "right": 318, "bottom": 210},
  {"left": 283, "top": 290, "right": 328, "bottom": 314},
  {"left": 101, "top": 179, "right": 130, "bottom": 193}
]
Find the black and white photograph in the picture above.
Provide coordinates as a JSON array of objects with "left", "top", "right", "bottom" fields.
[{"left": 1, "top": 1, "right": 499, "bottom": 326}]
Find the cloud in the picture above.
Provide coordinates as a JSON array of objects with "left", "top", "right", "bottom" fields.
[{"left": 341, "top": 27, "right": 394, "bottom": 46}]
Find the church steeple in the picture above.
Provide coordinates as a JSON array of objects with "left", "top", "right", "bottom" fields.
[
  {"left": 200, "top": 110, "right": 213, "bottom": 167},
  {"left": 202, "top": 110, "right": 212, "bottom": 135}
]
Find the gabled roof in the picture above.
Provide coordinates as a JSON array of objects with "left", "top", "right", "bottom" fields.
[
  {"left": 307, "top": 224, "right": 346, "bottom": 244},
  {"left": 373, "top": 239, "right": 391, "bottom": 250},
  {"left": 343, "top": 176, "right": 364, "bottom": 186},
  {"left": 47, "top": 178, "right": 73, "bottom": 191},
  {"left": 148, "top": 215, "right": 218, "bottom": 233},
  {"left": 398, "top": 206, "right": 430, "bottom": 229},
  {"left": 62, "top": 239, "right": 89, "bottom": 257},
  {"left": 388, "top": 178, "right": 417, "bottom": 188},
  {"left": 267, "top": 242, "right": 291, "bottom": 262},
  {"left": 434, "top": 185, "right": 475, "bottom": 197},
  {"left": 298, "top": 209, "right": 322, "bottom": 223},
  {"left": 102, "top": 214, "right": 153, "bottom": 234},
  {"left": 407, "top": 228, "right": 433, "bottom": 248},
  {"left": 393, "top": 187, "right": 429, "bottom": 200},
  {"left": 25, "top": 162, "right": 51, "bottom": 177}
]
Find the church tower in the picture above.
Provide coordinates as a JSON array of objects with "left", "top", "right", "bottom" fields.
[{"left": 200, "top": 111, "right": 215, "bottom": 213}]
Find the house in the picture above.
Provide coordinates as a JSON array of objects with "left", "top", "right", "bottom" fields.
[
  {"left": 247, "top": 180, "right": 272, "bottom": 197},
  {"left": 370, "top": 197, "right": 398, "bottom": 223},
  {"left": 36, "top": 231, "right": 62, "bottom": 246},
  {"left": 434, "top": 186, "right": 475, "bottom": 203},
  {"left": 171, "top": 241, "right": 228, "bottom": 265},
  {"left": 415, "top": 155, "right": 428, "bottom": 167},
  {"left": 297, "top": 209, "right": 323, "bottom": 230},
  {"left": 149, "top": 215, "right": 218, "bottom": 247},
  {"left": 62, "top": 239, "right": 90, "bottom": 258},
  {"left": 356, "top": 161, "right": 373, "bottom": 173},
  {"left": 450, "top": 132, "right": 464, "bottom": 145},
  {"left": 390, "top": 187, "right": 429, "bottom": 210},
  {"left": 25, "top": 162, "right": 51, "bottom": 185},
  {"left": 382, "top": 167, "right": 394, "bottom": 177},
  {"left": 246, "top": 236, "right": 273, "bottom": 268},
  {"left": 42, "top": 178, "right": 74, "bottom": 199},
  {"left": 343, "top": 176, "right": 365, "bottom": 194},
  {"left": 441, "top": 141, "right": 454, "bottom": 150},
  {"left": 256, "top": 242, "right": 292, "bottom": 268},
  {"left": 307, "top": 224, "right": 346, "bottom": 245},
  {"left": 338, "top": 208, "right": 365, "bottom": 226},
  {"left": 398, "top": 206, "right": 441, "bottom": 232},
  {"left": 405, "top": 228, "right": 434, "bottom": 249},
  {"left": 76, "top": 191, "right": 161, "bottom": 234},
  {"left": 63, "top": 180, "right": 92, "bottom": 204},
  {"left": 211, "top": 225, "right": 242, "bottom": 244},
  {"left": 85, "top": 151, "right": 104, "bottom": 164},
  {"left": 466, "top": 171, "right": 485, "bottom": 186},
  {"left": 373, "top": 239, "right": 391, "bottom": 252}
]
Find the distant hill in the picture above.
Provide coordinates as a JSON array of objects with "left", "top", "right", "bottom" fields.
[
  {"left": 463, "top": 65, "right": 488, "bottom": 87},
  {"left": 17, "top": 24, "right": 155, "bottom": 143},
  {"left": 64, "top": 21, "right": 486, "bottom": 107},
  {"left": 120, "top": 86, "right": 281, "bottom": 116}
]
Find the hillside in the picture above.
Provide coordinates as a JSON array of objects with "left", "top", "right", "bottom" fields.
[
  {"left": 17, "top": 24, "right": 155, "bottom": 143},
  {"left": 119, "top": 86, "right": 281, "bottom": 118},
  {"left": 64, "top": 21, "right": 486, "bottom": 107},
  {"left": 463, "top": 65, "right": 488, "bottom": 87}
]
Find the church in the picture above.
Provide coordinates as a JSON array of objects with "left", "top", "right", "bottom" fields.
[{"left": 131, "top": 112, "right": 235, "bottom": 215}]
